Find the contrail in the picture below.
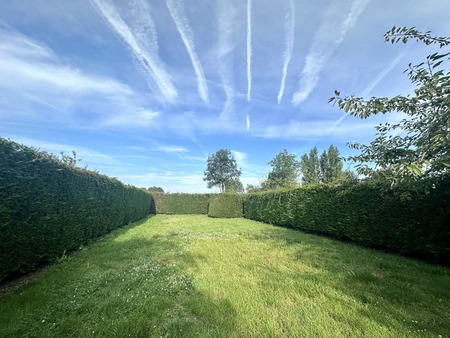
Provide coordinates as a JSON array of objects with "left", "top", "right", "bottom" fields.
[
  {"left": 328, "top": 53, "right": 403, "bottom": 133},
  {"left": 246, "top": 0, "right": 252, "bottom": 102},
  {"left": 292, "top": 0, "right": 370, "bottom": 105},
  {"left": 277, "top": 0, "right": 295, "bottom": 104},
  {"left": 246, "top": 114, "right": 250, "bottom": 131},
  {"left": 217, "top": 1, "right": 236, "bottom": 119},
  {"left": 166, "top": 0, "right": 209, "bottom": 102},
  {"left": 361, "top": 53, "right": 403, "bottom": 97},
  {"left": 89, "top": 0, "right": 177, "bottom": 102}
]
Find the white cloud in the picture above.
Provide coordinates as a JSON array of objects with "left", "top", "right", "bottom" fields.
[
  {"left": 89, "top": 0, "right": 177, "bottom": 102},
  {"left": 155, "top": 145, "right": 190, "bottom": 153},
  {"left": 231, "top": 150, "right": 247, "bottom": 165},
  {"left": 166, "top": 0, "right": 208, "bottom": 102},
  {"left": 277, "top": 0, "right": 295, "bottom": 104},
  {"left": 3, "top": 135, "right": 121, "bottom": 167},
  {"left": 102, "top": 110, "right": 160, "bottom": 127},
  {"left": 217, "top": 1, "right": 237, "bottom": 120},
  {"left": 258, "top": 118, "right": 376, "bottom": 141},
  {"left": 0, "top": 24, "right": 132, "bottom": 97},
  {"left": 120, "top": 172, "right": 210, "bottom": 193},
  {"left": 246, "top": 0, "right": 252, "bottom": 102},
  {"left": 292, "top": 0, "right": 370, "bottom": 105}
]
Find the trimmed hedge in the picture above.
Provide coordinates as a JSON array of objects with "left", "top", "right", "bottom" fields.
[
  {"left": 152, "top": 193, "right": 210, "bottom": 214},
  {"left": 208, "top": 194, "right": 244, "bottom": 218},
  {"left": 0, "top": 138, "right": 152, "bottom": 281},
  {"left": 244, "top": 180, "right": 450, "bottom": 265}
]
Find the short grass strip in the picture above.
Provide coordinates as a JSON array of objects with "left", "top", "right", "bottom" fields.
[{"left": 0, "top": 215, "right": 448, "bottom": 337}]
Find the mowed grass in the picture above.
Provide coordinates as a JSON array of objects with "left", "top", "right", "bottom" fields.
[{"left": 1, "top": 215, "right": 449, "bottom": 337}]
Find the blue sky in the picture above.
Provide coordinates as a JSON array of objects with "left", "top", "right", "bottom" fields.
[{"left": 1, "top": 0, "right": 449, "bottom": 192}]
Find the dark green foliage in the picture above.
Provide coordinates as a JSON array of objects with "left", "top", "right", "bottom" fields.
[
  {"left": 300, "top": 147, "right": 320, "bottom": 184},
  {"left": 208, "top": 194, "right": 244, "bottom": 218},
  {"left": 152, "top": 193, "right": 210, "bottom": 214},
  {"left": 300, "top": 145, "right": 345, "bottom": 185},
  {"left": 266, "top": 149, "right": 299, "bottom": 189},
  {"left": 147, "top": 186, "right": 165, "bottom": 193},
  {"left": 244, "top": 178, "right": 450, "bottom": 264},
  {"left": 320, "top": 145, "right": 344, "bottom": 183},
  {"left": 0, "top": 138, "right": 152, "bottom": 282},
  {"left": 203, "top": 149, "right": 242, "bottom": 192}
]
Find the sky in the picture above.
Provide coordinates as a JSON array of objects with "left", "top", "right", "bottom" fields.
[{"left": 1, "top": 0, "right": 449, "bottom": 192}]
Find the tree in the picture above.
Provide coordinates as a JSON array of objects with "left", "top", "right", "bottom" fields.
[
  {"left": 246, "top": 184, "right": 260, "bottom": 193},
  {"left": 300, "top": 147, "right": 320, "bottom": 184},
  {"left": 225, "top": 179, "right": 244, "bottom": 193},
  {"left": 266, "top": 149, "right": 299, "bottom": 189},
  {"left": 320, "top": 145, "right": 344, "bottom": 183},
  {"left": 203, "top": 149, "right": 242, "bottom": 192},
  {"left": 330, "top": 27, "right": 450, "bottom": 183},
  {"left": 147, "top": 186, "right": 164, "bottom": 193}
]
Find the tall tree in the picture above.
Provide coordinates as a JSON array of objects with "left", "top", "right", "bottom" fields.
[
  {"left": 266, "top": 149, "right": 299, "bottom": 189},
  {"left": 330, "top": 27, "right": 450, "bottom": 183},
  {"left": 225, "top": 179, "right": 244, "bottom": 193},
  {"left": 300, "top": 147, "right": 320, "bottom": 184},
  {"left": 320, "top": 145, "right": 344, "bottom": 183},
  {"left": 203, "top": 149, "right": 242, "bottom": 192}
]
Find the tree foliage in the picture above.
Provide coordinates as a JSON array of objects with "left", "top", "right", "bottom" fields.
[
  {"left": 320, "top": 145, "right": 344, "bottom": 183},
  {"left": 203, "top": 149, "right": 242, "bottom": 192},
  {"left": 330, "top": 26, "right": 450, "bottom": 183},
  {"left": 300, "top": 147, "right": 321, "bottom": 184},
  {"left": 147, "top": 186, "right": 165, "bottom": 193},
  {"left": 266, "top": 149, "right": 299, "bottom": 189},
  {"left": 225, "top": 179, "right": 244, "bottom": 193},
  {"left": 300, "top": 145, "right": 345, "bottom": 185}
]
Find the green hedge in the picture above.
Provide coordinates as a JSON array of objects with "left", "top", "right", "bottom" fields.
[
  {"left": 0, "top": 138, "right": 152, "bottom": 281},
  {"left": 152, "top": 193, "right": 210, "bottom": 214},
  {"left": 244, "top": 180, "right": 450, "bottom": 265},
  {"left": 208, "top": 194, "right": 244, "bottom": 218}
]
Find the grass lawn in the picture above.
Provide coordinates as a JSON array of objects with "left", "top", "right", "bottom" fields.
[{"left": 0, "top": 215, "right": 449, "bottom": 337}]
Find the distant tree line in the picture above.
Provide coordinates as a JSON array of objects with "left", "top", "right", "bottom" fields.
[
  {"left": 203, "top": 145, "right": 356, "bottom": 194},
  {"left": 246, "top": 145, "right": 355, "bottom": 193}
]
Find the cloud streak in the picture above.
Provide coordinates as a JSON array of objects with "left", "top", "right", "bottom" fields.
[
  {"left": 327, "top": 52, "right": 404, "bottom": 133},
  {"left": 246, "top": 0, "right": 252, "bottom": 102},
  {"left": 0, "top": 21, "right": 143, "bottom": 124},
  {"left": 217, "top": 1, "right": 236, "bottom": 119},
  {"left": 89, "top": 0, "right": 177, "bottom": 102},
  {"left": 166, "top": 0, "right": 208, "bottom": 102},
  {"left": 155, "top": 145, "right": 190, "bottom": 153},
  {"left": 0, "top": 23, "right": 131, "bottom": 96},
  {"left": 277, "top": 0, "right": 295, "bottom": 104},
  {"left": 292, "top": 0, "right": 370, "bottom": 105}
]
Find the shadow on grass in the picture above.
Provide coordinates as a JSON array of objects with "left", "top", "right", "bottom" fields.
[
  {"left": 0, "top": 217, "right": 237, "bottom": 338},
  {"left": 248, "top": 224, "right": 450, "bottom": 335}
]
